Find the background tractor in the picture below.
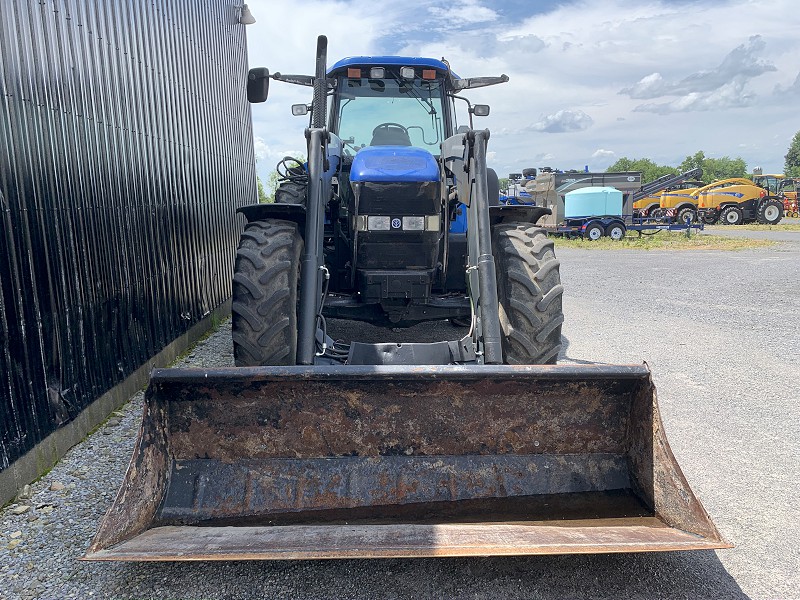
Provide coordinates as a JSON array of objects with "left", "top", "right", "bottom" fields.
[
  {"left": 86, "top": 36, "right": 728, "bottom": 562},
  {"left": 752, "top": 172, "right": 798, "bottom": 218},
  {"left": 658, "top": 179, "right": 706, "bottom": 223},
  {"left": 696, "top": 178, "right": 784, "bottom": 225}
]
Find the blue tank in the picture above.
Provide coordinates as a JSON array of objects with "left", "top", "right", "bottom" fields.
[{"left": 564, "top": 186, "right": 623, "bottom": 218}]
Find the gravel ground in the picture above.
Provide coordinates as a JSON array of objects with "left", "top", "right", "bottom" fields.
[{"left": 1, "top": 230, "right": 798, "bottom": 600}]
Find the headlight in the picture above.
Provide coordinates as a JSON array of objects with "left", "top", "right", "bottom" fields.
[
  {"left": 367, "top": 216, "right": 391, "bottom": 231},
  {"left": 402, "top": 216, "right": 425, "bottom": 231}
]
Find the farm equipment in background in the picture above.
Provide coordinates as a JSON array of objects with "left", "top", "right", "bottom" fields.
[
  {"left": 520, "top": 168, "right": 705, "bottom": 239},
  {"left": 658, "top": 179, "right": 707, "bottom": 224},
  {"left": 501, "top": 169, "right": 536, "bottom": 204},
  {"left": 782, "top": 179, "right": 799, "bottom": 217},
  {"left": 751, "top": 171, "right": 798, "bottom": 218},
  {"left": 696, "top": 178, "right": 784, "bottom": 225},
  {"left": 85, "top": 36, "right": 729, "bottom": 561},
  {"left": 526, "top": 170, "right": 643, "bottom": 228},
  {"left": 557, "top": 185, "right": 705, "bottom": 241},
  {"left": 632, "top": 168, "right": 703, "bottom": 220}
]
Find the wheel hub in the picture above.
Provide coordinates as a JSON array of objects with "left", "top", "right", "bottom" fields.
[{"left": 764, "top": 205, "right": 779, "bottom": 221}]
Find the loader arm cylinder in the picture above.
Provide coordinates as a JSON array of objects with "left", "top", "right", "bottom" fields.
[
  {"left": 469, "top": 130, "right": 503, "bottom": 364},
  {"left": 297, "top": 128, "right": 327, "bottom": 364},
  {"left": 311, "top": 36, "right": 328, "bottom": 129}
]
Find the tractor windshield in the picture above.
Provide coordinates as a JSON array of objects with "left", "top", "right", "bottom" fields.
[{"left": 336, "top": 75, "right": 445, "bottom": 155}]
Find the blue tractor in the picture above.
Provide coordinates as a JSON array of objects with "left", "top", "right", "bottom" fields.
[
  {"left": 236, "top": 37, "right": 561, "bottom": 366},
  {"left": 85, "top": 37, "right": 728, "bottom": 562}
]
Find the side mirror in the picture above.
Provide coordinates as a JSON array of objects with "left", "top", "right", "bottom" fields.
[
  {"left": 470, "top": 104, "right": 490, "bottom": 117},
  {"left": 247, "top": 67, "right": 270, "bottom": 103},
  {"left": 291, "top": 104, "right": 309, "bottom": 116}
]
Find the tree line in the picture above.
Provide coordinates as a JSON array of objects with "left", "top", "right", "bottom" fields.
[
  {"left": 607, "top": 131, "right": 800, "bottom": 183},
  {"left": 254, "top": 131, "right": 800, "bottom": 197}
]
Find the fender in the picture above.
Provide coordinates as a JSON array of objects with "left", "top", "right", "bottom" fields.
[
  {"left": 237, "top": 203, "right": 307, "bottom": 231},
  {"left": 490, "top": 204, "right": 551, "bottom": 226}
]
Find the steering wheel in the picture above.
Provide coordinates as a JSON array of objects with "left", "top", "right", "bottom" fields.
[{"left": 372, "top": 122, "right": 408, "bottom": 136}]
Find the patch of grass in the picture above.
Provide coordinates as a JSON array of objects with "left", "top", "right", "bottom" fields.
[
  {"left": 705, "top": 223, "right": 800, "bottom": 232},
  {"left": 551, "top": 231, "right": 774, "bottom": 250}
]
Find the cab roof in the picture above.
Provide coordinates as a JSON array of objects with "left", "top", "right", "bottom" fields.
[{"left": 328, "top": 56, "right": 455, "bottom": 77}]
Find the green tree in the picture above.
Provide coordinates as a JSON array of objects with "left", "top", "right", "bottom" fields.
[
  {"left": 264, "top": 170, "right": 281, "bottom": 203},
  {"left": 678, "top": 151, "right": 706, "bottom": 175},
  {"left": 606, "top": 158, "right": 677, "bottom": 183},
  {"left": 257, "top": 155, "right": 306, "bottom": 203},
  {"left": 679, "top": 151, "right": 747, "bottom": 183},
  {"left": 257, "top": 176, "right": 270, "bottom": 203},
  {"left": 785, "top": 130, "right": 800, "bottom": 177}
]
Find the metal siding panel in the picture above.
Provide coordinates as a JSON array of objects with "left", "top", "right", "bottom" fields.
[{"left": 0, "top": 0, "right": 256, "bottom": 469}]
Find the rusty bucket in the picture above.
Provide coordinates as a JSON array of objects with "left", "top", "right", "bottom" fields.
[{"left": 84, "top": 364, "right": 730, "bottom": 560}]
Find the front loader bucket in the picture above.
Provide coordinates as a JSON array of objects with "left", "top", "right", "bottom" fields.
[{"left": 85, "top": 364, "right": 730, "bottom": 560}]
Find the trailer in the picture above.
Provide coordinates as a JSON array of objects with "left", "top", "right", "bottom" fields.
[
  {"left": 552, "top": 186, "right": 703, "bottom": 240},
  {"left": 556, "top": 215, "right": 705, "bottom": 240}
]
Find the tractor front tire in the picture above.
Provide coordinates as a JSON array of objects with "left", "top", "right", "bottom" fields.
[
  {"left": 677, "top": 207, "right": 696, "bottom": 224},
  {"left": 719, "top": 205, "right": 743, "bottom": 225},
  {"left": 702, "top": 211, "right": 718, "bottom": 225},
  {"left": 232, "top": 219, "right": 303, "bottom": 366},
  {"left": 493, "top": 224, "right": 564, "bottom": 365}
]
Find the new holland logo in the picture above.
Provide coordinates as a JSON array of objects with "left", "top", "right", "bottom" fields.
[{"left": 391, "top": 218, "right": 402, "bottom": 229}]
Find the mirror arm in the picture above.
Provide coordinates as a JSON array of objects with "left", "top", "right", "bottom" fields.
[
  {"left": 451, "top": 74, "right": 509, "bottom": 91},
  {"left": 272, "top": 73, "right": 335, "bottom": 89}
]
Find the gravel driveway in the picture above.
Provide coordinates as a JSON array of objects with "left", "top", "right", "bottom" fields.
[{"left": 2, "top": 229, "right": 798, "bottom": 600}]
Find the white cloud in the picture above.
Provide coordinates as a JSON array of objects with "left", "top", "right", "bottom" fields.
[
  {"left": 620, "top": 73, "right": 668, "bottom": 100},
  {"left": 620, "top": 35, "right": 777, "bottom": 106},
  {"left": 528, "top": 110, "right": 594, "bottom": 133},
  {"left": 253, "top": 137, "right": 269, "bottom": 163},
  {"left": 633, "top": 80, "right": 756, "bottom": 115},
  {"left": 774, "top": 71, "right": 800, "bottom": 96},
  {"left": 592, "top": 149, "right": 616, "bottom": 159},
  {"left": 428, "top": 0, "right": 497, "bottom": 25},
  {"left": 243, "top": 0, "right": 800, "bottom": 174}
]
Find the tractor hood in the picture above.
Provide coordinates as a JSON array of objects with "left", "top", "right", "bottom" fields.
[{"left": 350, "top": 146, "right": 439, "bottom": 183}]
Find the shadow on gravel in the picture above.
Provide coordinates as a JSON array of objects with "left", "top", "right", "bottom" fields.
[
  {"left": 102, "top": 550, "right": 747, "bottom": 600},
  {"left": 559, "top": 334, "right": 609, "bottom": 365}
]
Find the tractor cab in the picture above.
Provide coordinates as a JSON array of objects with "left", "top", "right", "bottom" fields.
[
  {"left": 752, "top": 173, "right": 785, "bottom": 195},
  {"left": 327, "top": 58, "right": 451, "bottom": 156}
]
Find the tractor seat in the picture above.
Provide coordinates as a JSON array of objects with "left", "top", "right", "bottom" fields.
[{"left": 370, "top": 124, "right": 412, "bottom": 146}]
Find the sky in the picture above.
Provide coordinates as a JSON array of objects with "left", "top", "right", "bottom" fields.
[{"left": 243, "top": 0, "right": 800, "bottom": 183}]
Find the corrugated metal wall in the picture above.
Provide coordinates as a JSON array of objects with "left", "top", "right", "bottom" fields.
[{"left": 0, "top": 0, "right": 255, "bottom": 470}]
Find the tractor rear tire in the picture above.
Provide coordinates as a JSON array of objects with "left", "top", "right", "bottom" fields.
[
  {"left": 274, "top": 181, "right": 306, "bottom": 205},
  {"left": 493, "top": 224, "right": 564, "bottom": 365},
  {"left": 232, "top": 219, "right": 303, "bottom": 366},
  {"left": 756, "top": 199, "right": 783, "bottom": 225},
  {"left": 719, "top": 205, "right": 743, "bottom": 225}
]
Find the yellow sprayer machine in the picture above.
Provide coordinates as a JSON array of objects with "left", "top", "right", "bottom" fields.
[{"left": 84, "top": 37, "right": 729, "bottom": 561}]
